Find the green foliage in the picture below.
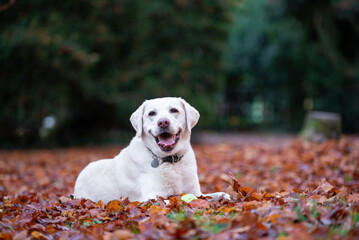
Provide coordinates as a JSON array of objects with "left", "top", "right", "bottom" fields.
[
  {"left": 295, "top": 205, "right": 308, "bottom": 222},
  {"left": 311, "top": 200, "right": 319, "bottom": 218},
  {"left": 0, "top": 0, "right": 234, "bottom": 145},
  {"left": 203, "top": 222, "right": 229, "bottom": 234},
  {"left": 353, "top": 213, "right": 359, "bottom": 224},
  {"left": 167, "top": 208, "right": 187, "bottom": 221},
  {"left": 226, "top": 0, "right": 359, "bottom": 131},
  {"left": 329, "top": 225, "right": 349, "bottom": 237},
  {"left": 1, "top": 0, "right": 359, "bottom": 146},
  {"left": 278, "top": 231, "right": 288, "bottom": 237}
]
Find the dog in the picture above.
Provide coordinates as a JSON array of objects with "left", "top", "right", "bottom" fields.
[{"left": 74, "top": 97, "right": 229, "bottom": 203}]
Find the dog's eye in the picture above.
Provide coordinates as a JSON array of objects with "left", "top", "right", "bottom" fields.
[
  {"left": 170, "top": 108, "right": 179, "bottom": 113},
  {"left": 148, "top": 111, "right": 156, "bottom": 116}
]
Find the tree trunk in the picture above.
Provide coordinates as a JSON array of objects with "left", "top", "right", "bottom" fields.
[{"left": 300, "top": 111, "right": 341, "bottom": 142}]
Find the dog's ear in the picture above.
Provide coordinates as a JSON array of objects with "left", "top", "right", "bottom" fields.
[
  {"left": 130, "top": 100, "right": 147, "bottom": 137},
  {"left": 181, "top": 98, "right": 200, "bottom": 133}
]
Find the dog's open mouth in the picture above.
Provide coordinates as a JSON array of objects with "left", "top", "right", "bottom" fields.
[{"left": 155, "top": 131, "right": 181, "bottom": 152}]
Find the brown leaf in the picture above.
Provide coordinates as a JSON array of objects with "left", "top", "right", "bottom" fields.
[
  {"left": 2, "top": 137, "right": 359, "bottom": 239},
  {"left": 104, "top": 229, "right": 135, "bottom": 240},
  {"left": 149, "top": 205, "right": 170, "bottom": 215},
  {"left": 31, "top": 231, "right": 48, "bottom": 240},
  {"left": 268, "top": 213, "right": 281, "bottom": 224},
  {"left": 14, "top": 231, "right": 28, "bottom": 240},
  {"left": 230, "top": 225, "right": 250, "bottom": 233},
  {"left": 327, "top": 206, "right": 349, "bottom": 221},
  {"left": 308, "top": 194, "right": 329, "bottom": 204},
  {"left": 288, "top": 224, "right": 313, "bottom": 240},
  {"left": 106, "top": 200, "right": 122, "bottom": 212},
  {"left": 348, "top": 193, "right": 359, "bottom": 202},
  {"left": 96, "top": 200, "right": 105, "bottom": 208},
  {"left": 0, "top": 233, "right": 13, "bottom": 240},
  {"left": 228, "top": 171, "right": 240, "bottom": 193},
  {"left": 316, "top": 178, "right": 335, "bottom": 193},
  {"left": 188, "top": 199, "right": 210, "bottom": 208}
]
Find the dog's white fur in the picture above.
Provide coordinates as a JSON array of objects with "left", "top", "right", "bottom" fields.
[{"left": 74, "top": 97, "right": 228, "bottom": 203}]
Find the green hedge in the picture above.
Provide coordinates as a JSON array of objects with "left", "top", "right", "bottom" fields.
[
  {"left": 1, "top": 0, "right": 358, "bottom": 147},
  {"left": 225, "top": 0, "right": 359, "bottom": 132},
  {"left": 0, "top": 0, "right": 234, "bottom": 145}
]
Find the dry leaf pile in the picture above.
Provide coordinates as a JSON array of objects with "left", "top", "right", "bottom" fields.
[{"left": 1, "top": 137, "right": 359, "bottom": 239}]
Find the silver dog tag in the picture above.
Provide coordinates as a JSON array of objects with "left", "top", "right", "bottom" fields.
[{"left": 151, "top": 159, "right": 160, "bottom": 168}]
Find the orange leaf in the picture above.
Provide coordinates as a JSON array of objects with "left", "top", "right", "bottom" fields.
[
  {"left": 106, "top": 200, "right": 121, "bottom": 212},
  {"left": 223, "top": 207, "right": 240, "bottom": 214},
  {"left": 31, "top": 231, "right": 47, "bottom": 240},
  {"left": 263, "top": 193, "right": 273, "bottom": 199},
  {"left": 149, "top": 205, "right": 170, "bottom": 215},
  {"left": 268, "top": 213, "right": 281, "bottom": 224},
  {"left": 251, "top": 192, "right": 263, "bottom": 201},
  {"left": 96, "top": 200, "right": 105, "bottom": 208}
]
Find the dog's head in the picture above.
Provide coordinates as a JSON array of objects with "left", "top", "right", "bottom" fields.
[{"left": 130, "top": 97, "right": 199, "bottom": 156}]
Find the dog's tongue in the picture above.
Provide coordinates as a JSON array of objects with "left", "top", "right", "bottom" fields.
[{"left": 158, "top": 135, "right": 175, "bottom": 147}]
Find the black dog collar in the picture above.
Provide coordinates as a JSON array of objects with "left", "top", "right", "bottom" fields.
[{"left": 146, "top": 147, "right": 184, "bottom": 168}]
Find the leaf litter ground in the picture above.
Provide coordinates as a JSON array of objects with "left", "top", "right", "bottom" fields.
[{"left": 1, "top": 137, "right": 359, "bottom": 239}]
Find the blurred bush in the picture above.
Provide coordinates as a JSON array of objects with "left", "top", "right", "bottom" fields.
[
  {"left": 0, "top": 0, "right": 234, "bottom": 146},
  {"left": 225, "top": 0, "right": 359, "bottom": 132},
  {"left": 1, "top": 0, "right": 358, "bottom": 147}
]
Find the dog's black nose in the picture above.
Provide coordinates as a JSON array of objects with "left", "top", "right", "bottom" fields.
[{"left": 158, "top": 118, "right": 170, "bottom": 128}]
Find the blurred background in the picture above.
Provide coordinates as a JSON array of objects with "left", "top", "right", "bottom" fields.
[{"left": 1, "top": 0, "right": 358, "bottom": 148}]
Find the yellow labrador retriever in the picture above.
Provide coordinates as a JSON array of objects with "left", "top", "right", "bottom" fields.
[{"left": 74, "top": 97, "right": 229, "bottom": 203}]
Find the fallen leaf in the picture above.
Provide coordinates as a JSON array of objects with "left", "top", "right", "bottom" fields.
[
  {"left": 268, "top": 213, "right": 281, "bottom": 224},
  {"left": 31, "top": 231, "right": 47, "bottom": 240},
  {"left": 104, "top": 229, "right": 135, "bottom": 240},
  {"left": 149, "top": 205, "right": 170, "bottom": 215},
  {"left": 1, "top": 137, "right": 359, "bottom": 239},
  {"left": 188, "top": 199, "right": 210, "bottom": 208},
  {"left": 348, "top": 193, "right": 359, "bottom": 202}
]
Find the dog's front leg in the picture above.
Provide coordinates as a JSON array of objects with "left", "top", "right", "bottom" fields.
[{"left": 138, "top": 175, "right": 171, "bottom": 202}]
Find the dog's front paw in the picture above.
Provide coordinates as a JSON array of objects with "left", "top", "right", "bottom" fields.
[
  {"left": 221, "top": 193, "right": 231, "bottom": 201},
  {"left": 202, "top": 192, "right": 231, "bottom": 201},
  {"left": 215, "top": 192, "right": 231, "bottom": 201}
]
